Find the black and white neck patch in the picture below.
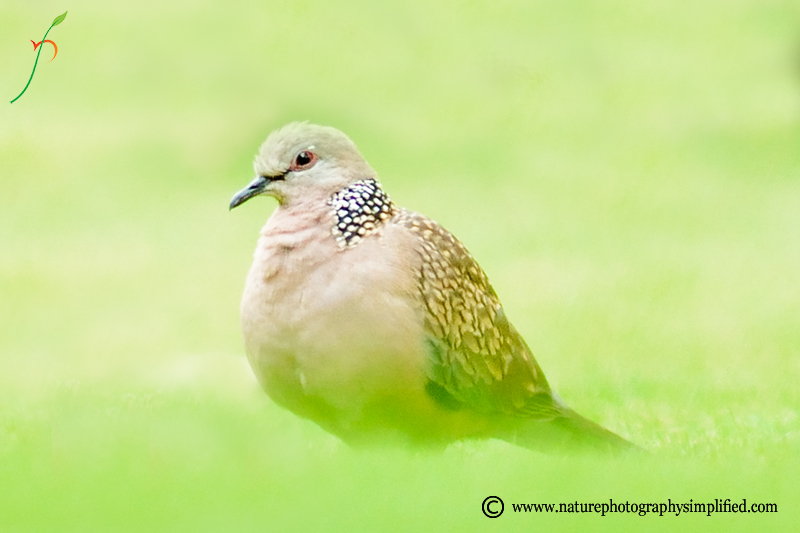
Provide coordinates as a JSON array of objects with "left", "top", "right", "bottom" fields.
[{"left": 328, "top": 179, "right": 395, "bottom": 248}]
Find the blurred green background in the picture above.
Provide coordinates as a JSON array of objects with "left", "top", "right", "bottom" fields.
[{"left": 2, "top": 0, "right": 799, "bottom": 531}]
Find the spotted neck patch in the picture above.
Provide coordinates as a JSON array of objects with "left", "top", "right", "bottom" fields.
[{"left": 328, "top": 179, "right": 395, "bottom": 248}]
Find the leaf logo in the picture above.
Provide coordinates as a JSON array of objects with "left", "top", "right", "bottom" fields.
[{"left": 10, "top": 11, "right": 68, "bottom": 104}]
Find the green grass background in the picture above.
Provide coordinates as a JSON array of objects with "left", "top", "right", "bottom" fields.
[{"left": 2, "top": 0, "right": 799, "bottom": 530}]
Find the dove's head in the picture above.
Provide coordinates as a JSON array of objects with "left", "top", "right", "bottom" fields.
[{"left": 229, "top": 122, "right": 377, "bottom": 209}]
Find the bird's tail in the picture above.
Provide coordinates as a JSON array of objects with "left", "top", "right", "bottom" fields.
[{"left": 502, "top": 406, "right": 641, "bottom": 455}]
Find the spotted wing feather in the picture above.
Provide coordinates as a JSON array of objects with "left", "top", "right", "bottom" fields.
[{"left": 394, "top": 210, "right": 559, "bottom": 419}]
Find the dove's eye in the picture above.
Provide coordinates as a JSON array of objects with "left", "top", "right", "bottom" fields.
[{"left": 290, "top": 150, "right": 318, "bottom": 171}]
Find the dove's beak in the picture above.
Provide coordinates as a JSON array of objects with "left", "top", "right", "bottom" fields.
[{"left": 229, "top": 176, "right": 271, "bottom": 210}]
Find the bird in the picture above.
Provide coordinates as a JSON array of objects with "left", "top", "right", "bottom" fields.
[{"left": 229, "top": 122, "right": 637, "bottom": 454}]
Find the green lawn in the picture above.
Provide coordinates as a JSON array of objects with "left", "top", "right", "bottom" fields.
[{"left": 1, "top": 0, "right": 799, "bottom": 531}]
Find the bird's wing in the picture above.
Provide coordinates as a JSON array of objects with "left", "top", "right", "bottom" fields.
[{"left": 394, "top": 210, "right": 561, "bottom": 419}]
